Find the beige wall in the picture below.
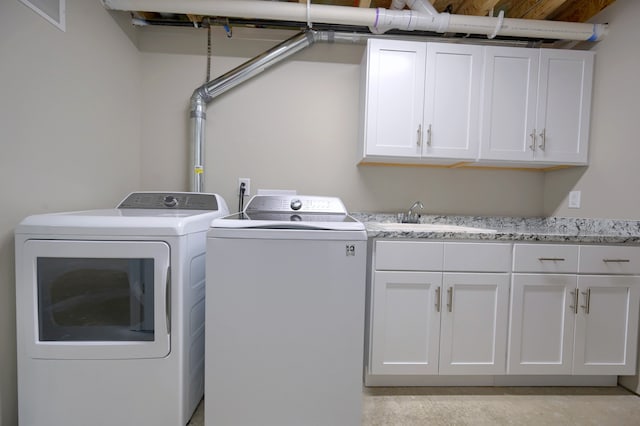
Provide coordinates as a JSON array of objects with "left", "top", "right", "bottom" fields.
[
  {"left": 544, "top": 0, "right": 640, "bottom": 219},
  {"left": 0, "top": 1, "right": 141, "bottom": 424},
  {"left": 0, "top": 0, "right": 636, "bottom": 423},
  {"left": 138, "top": 26, "right": 545, "bottom": 216}
]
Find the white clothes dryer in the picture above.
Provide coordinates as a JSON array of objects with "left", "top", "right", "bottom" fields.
[{"left": 15, "top": 192, "right": 229, "bottom": 426}]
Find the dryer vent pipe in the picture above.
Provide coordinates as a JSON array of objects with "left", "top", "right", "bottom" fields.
[{"left": 102, "top": 0, "right": 608, "bottom": 192}]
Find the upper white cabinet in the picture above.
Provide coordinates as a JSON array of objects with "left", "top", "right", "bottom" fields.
[
  {"left": 360, "top": 39, "right": 482, "bottom": 164},
  {"left": 423, "top": 43, "right": 482, "bottom": 161},
  {"left": 480, "top": 47, "right": 594, "bottom": 166},
  {"left": 360, "top": 39, "right": 426, "bottom": 160},
  {"left": 360, "top": 39, "right": 595, "bottom": 168},
  {"left": 480, "top": 47, "right": 539, "bottom": 163}
]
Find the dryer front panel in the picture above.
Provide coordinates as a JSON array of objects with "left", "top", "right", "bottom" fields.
[{"left": 19, "top": 239, "right": 171, "bottom": 360}]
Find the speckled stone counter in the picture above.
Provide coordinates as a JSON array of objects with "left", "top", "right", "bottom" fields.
[{"left": 351, "top": 213, "right": 640, "bottom": 244}]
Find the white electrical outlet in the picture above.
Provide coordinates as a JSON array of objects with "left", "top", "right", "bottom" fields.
[
  {"left": 568, "top": 190, "right": 581, "bottom": 209},
  {"left": 238, "top": 178, "right": 251, "bottom": 196}
]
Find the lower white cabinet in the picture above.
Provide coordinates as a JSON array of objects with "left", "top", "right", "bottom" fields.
[
  {"left": 509, "top": 244, "right": 640, "bottom": 376},
  {"left": 508, "top": 274, "right": 578, "bottom": 374},
  {"left": 368, "top": 240, "right": 640, "bottom": 383},
  {"left": 368, "top": 241, "right": 510, "bottom": 376},
  {"left": 439, "top": 273, "right": 509, "bottom": 375},
  {"left": 370, "top": 271, "right": 441, "bottom": 375},
  {"left": 573, "top": 275, "right": 640, "bottom": 375}
]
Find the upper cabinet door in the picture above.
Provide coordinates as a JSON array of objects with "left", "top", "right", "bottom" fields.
[
  {"left": 480, "top": 47, "right": 539, "bottom": 162},
  {"left": 361, "top": 39, "right": 426, "bottom": 159},
  {"left": 423, "top": 43, "right": 482, "bottom": 160},
  {"left": 535, "top": 49, "right": 594, "bottom": 165}
]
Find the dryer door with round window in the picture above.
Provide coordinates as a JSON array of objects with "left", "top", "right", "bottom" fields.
[{"left": 19, "top": 239, "right": 171, "bottom": 360}]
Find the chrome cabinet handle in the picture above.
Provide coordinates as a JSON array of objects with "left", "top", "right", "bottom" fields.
[
  {"left": 426, "top": 124, "right": 432, "bottom": 147},
  {"left": 529, "top": 129, "right": 537, "bottom": 151},
  {"left": 570, "top": 289, "right": 578, "bottom": 314},
  {"left": 435, "top": 286, "right": 441, "bottom": 313},
  {"left": 580, "top": 288, "right": 591, "bottom": 314},
  {"left": 603, "top": 259, "right": 630, "bottom": 263},
  {"left": 538, "top": 257, "right": 566, "bottom": 262},
  {"left": 417, "top": 124, "right": 422, "bottom": 147},
  {"left": 538, "top": 128, "right": 546, "bottom": 151},
  {"left": 165, "top": 266, "right": 171, "bottom": 334},
  {"left": 447, "top": 287, "right": 453, "bottom": 313}
]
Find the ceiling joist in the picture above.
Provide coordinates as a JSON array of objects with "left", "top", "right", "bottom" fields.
[{"left": 128, "top": 0, "right": 616, "bottom": 35}]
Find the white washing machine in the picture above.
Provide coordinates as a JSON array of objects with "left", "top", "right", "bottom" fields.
[
  {"left": 205, "top": 195, "right": 367, "bottom": 426},
  {"left": 15, "top": 192, "right": 229, "bottom": 426}
]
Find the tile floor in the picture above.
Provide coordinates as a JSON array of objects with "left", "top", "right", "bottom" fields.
[{"left": 188, "top": 386, "right": 640, "bottom": 425}]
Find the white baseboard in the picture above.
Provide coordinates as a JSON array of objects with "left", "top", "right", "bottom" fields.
[{"left": 364, "top": 372, "right": 618, "bottom": 387}]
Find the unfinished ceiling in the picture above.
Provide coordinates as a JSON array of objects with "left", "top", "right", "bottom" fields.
[{"left": 130, "top": 0, "right": 616, "bottom": 30}]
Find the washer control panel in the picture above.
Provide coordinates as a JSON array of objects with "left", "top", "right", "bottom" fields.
[
  {"left": 245, "top": 195, "right": 347, "bottom": 214},
  {"left": 118, "top": 192, "right": 220, "bottom": 210}
]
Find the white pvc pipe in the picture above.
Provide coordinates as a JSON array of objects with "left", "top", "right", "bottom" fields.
[
  {"left": 391, "top": 0, "right": 438, "bottom": 16},
  {"left": 446, "top": 14, "right": 607, "bottom": 41},
  {"left": 104, "top": 0, "right": 377, "bottom": 26},
  {"left": 103, "top": 0, "right": 607, "bottom": 41}
]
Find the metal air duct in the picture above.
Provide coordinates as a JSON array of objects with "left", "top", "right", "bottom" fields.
[{"left": 189, "top": 31, "right": 315, "bottom": 192}]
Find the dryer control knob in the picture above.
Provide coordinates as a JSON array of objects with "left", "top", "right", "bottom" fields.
[
  {"left": 290, "top": 199, "right": 302, "bottom": 211},
  {"left": 163, "top": 195, "right": 178, "bottom": 208}
]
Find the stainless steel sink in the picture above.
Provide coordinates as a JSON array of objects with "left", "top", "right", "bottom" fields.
[{"left": 373, "top": 222, "right": 497, "bottom": 234}]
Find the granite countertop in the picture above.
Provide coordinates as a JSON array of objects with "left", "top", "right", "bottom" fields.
[{"left": 351, "top": 213, "right": 640, "bottom": 244}]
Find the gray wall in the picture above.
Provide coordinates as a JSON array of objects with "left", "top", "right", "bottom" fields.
[{"left": 0, "top": 1, "right": 141, "bottom": 424}]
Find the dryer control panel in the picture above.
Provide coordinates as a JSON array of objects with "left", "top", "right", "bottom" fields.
[{"left": 118, "top": 192, "right": 221, "bottom": 210}]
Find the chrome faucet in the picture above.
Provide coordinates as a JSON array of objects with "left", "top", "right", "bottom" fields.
[{"left": 401, "top": 200, "right": 424, "bottom": 223}]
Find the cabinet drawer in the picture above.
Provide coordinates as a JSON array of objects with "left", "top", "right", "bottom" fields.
[
  {"left": 513, "top": 244, "right": 579, "bottom": 273},
  {"left": 443, "top": 242, "right": 511, "bottom": 272},
  {"left": 579, "top": 246, "right": 640, "bottom": 274},
  {"left": 375, "top": 240, "right": 443, "bottom": 271}
]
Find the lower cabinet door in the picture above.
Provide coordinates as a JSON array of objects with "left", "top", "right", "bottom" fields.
[
  {"left": 509, "top": 274, "right": 577, "bottom": 374},
  {"left": 370, "top": 271, "right": 442, "bottom": 375},
  {"left": 439, "top": 273, "right": 509, "bottom": 375},
  {"left": 572, "top": 275, "right": 640, "bottom": 375}
]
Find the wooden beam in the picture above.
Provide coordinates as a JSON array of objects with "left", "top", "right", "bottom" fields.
[
  {"left": 433, "top": 0, "right": 466, "bottom": 13},
  {"left": 550, "top": 0, "right": 615, "bottom": 22},
  {"left": 133, "top": 11, "right": 157, "bottom": 20},
  {"left": 186, "top": 14, "right": 204, "bottom": 24},
  {"left": 501, "top": 0, "right": 570, "bottom": 19},
  {"left": 455, "top": 0, "right": 502, "bottom": 16}
]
